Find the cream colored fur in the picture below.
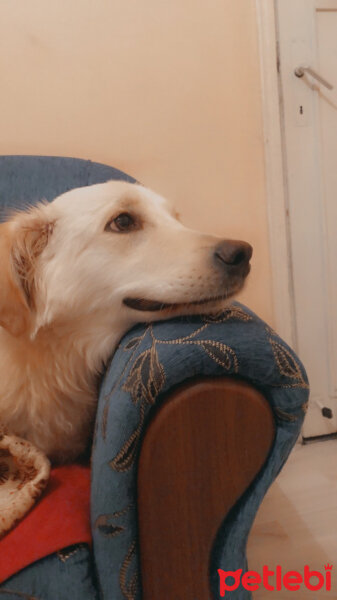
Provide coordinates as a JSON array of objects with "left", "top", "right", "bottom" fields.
[{"left": 0, "top": 181, "right": 250, "bottom": 462}]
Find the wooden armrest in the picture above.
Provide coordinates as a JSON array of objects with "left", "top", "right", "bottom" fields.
[{"left": 137, "top": 377, "right": 275, "bottom": 599}]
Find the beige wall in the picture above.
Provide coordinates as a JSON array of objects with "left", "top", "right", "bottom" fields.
[{"left": 0, "top": 0, "right": 274, "bottom": 325}]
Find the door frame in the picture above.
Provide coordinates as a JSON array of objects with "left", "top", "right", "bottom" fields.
[
  {"left": 255, "top": 0, "right": 296, "bottom": 348},
  {"left": 256, "top": 0, "right": 337, "bottom": 437}
]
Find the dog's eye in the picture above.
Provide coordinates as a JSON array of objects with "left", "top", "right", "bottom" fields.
[{"left": 105, "top": 213, "right": 136, "bottom": 233}]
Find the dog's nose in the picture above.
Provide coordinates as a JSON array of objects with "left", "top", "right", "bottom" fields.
[{"left": 214, "top": 240, "right": 253, "bottom": 269}]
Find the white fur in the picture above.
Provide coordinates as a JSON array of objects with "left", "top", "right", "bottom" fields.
[{"left": 0, "top": 181, "right": 250, "bottom": 462}]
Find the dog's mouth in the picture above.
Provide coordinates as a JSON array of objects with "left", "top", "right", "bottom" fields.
[{"left": 123, "top": 291, "right": 238, "bottom": 313}]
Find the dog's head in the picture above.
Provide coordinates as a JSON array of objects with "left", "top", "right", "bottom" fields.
[{"left": 0, "top": 181, "right": 252, "bottom": 338}]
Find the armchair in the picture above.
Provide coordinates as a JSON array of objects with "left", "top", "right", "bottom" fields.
[{"left": 0, "top": 156, "right": 309, "bottom": 599}]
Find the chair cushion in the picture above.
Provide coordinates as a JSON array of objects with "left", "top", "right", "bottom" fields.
[{"left": 0, "top": 154, "right": 135, "bottom": 220}]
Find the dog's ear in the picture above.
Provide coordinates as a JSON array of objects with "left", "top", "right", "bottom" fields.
[
  {"left": 0, "top": 212, "right": 53, "bottom": 336},
  {"left": 0, "top": 223, "right": 30, "bottom": 336}
]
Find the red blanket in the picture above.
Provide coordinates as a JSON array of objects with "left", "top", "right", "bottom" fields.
[{"left": 0, "top": 464, "right": 91, "bottom": 583}]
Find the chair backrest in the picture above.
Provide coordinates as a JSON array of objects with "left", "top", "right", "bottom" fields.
[{"left": 0, "top": 155, "right": 136, "bottom": 221}]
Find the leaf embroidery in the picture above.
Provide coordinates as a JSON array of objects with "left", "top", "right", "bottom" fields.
[
  {"left": 109, "top": 403, "right": 145, "bottom": 472},
  {"left": 123, "top": 344, "right": 165, "bottom": 405},
  {"left": 120, "top": 540, "right": 139, "bottom": 600},
  {"left": 194, "top": 340, "right": 239, "bottom": 372},
  {"left": 274, "top": 407, "right": 298, "bottom": 423},
  {"left": 122, "top": 353, "right": 147, "bottom": 404},
  {"left": 95, "top": 503, "right": 133, "bottom": 537},
  {"left": 271, "top": 339, "right": 308, "bottom": 388},
  {"left": 124, "top": 336, "right": 143, "bottom": 351},
  {"left": 57, "top": 544, "right": 87, "bottom": 563},
  {"left": 101, "top": 327, "right": 149, "bottom": 437},
  {"left": 95, "top": 515, "right": 124, "bottom": 538},
  {"left": 202, "top": 305, "right": 253, "bottom": 323}
]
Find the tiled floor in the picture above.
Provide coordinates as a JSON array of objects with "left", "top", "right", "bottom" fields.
[{"left": 247, "top": 438, "right": 337, "bottom": 598}]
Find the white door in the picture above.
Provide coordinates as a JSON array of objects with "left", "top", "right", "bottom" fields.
[{"left": 276, "top": 0, "right": 337, "bottom": 438}]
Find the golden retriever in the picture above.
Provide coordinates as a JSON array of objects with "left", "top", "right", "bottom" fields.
[{"left": 0, "top": 181, "right": 252, "bottom": 462}]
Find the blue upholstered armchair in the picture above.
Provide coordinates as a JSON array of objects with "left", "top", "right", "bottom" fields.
[{"left": 0, "top": 156, "right": 309, "bottom": 600}]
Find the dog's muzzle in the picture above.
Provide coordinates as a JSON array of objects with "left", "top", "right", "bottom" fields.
[{"left": 213, "top": 240, "right": 252, "bottom": 277}]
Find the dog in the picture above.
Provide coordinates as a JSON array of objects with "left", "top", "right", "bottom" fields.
[{"left": 0, "top": 181, "right": 252, "bottom": 462}]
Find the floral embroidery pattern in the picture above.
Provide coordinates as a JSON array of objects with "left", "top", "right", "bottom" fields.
[
  {"left": 192, "top": 340, "right": 238, "bottom": 370},
  {"left": 96, "top": 303, "right": 308, "bottom": 600},
  {"left": 270, "top": 338, "right": 309, "bottom": 389},
  {"left": 100, "top": 328, "right": 149, "bottom": 439},
  {"left": 95, "top": 504, "right": 133, "bottom": 539},
  {"left": 108, "top": 306, "right": 309, "bottom": 478},
  {"left": 110, "top": 323, "right": 240, "bottom": 474},
  {"left": 123, "top": 345, "right": 165, "bottom": 406},
  {"left": 201, "top": 305, "right": 253, "bottom": 323},
  {"left": 109, "top": 403, "right": 146, "bottom": 472},
  {"left": 57, "top": 543, "right": 88, "bottom": 563},
  {"left": 274, "top": 407, "right": 299, "bottom": 423},
  {"left": 119, "top": 540, "right": 138, "bottom": 600}
]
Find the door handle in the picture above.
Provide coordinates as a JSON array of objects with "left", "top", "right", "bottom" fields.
[{"left": 294, "top": 65, "right": 334, "bottom": 90}]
